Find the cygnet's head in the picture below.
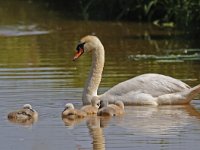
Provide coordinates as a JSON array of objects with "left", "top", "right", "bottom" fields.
[
  {"left": 73, "top": 35, "right": 102, "bottom": 61},
  {"left": 115, "top": 101, "right": 125, "bottom": 110},
  {"left": 99, "top": 100, "right": 108, "bottom": 109},
  {"left": 91, "top": 96, "right": 100, "bottom": 108},
  {"left": 64, "top": 103, "right": 75, "bottom": 110},
  {"left": 23, "top": 104, "right": 32, "bottom": 109}
]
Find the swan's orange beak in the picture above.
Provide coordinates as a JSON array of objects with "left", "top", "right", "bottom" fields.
[{"left": 73, "top": 48, "right": 84, "bottom": 61}]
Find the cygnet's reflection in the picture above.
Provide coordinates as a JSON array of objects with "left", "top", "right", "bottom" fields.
[{"left": 62, "top": 117, "right": 86, "bottom": 127}]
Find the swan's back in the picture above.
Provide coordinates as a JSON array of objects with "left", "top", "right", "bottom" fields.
[{"left": 103, "top": 73, "right": 190, "bottom": 97}]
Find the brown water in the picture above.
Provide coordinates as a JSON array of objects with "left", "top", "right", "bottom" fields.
[{"left": 0, "top": 1, "right": 200, "bottom": 150}]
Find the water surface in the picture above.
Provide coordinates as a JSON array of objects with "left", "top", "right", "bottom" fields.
[{"left": 0, "top": 1, "right": 200, "bottom": 150}]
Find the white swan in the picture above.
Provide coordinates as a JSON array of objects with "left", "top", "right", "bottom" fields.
[{"left": 73, "top": 35, "right": 200, "bottom": 106}]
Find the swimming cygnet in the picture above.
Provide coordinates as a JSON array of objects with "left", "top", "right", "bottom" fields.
[
  {"left": 7, "top": 104, "right": 38, "bottom": 122},
  {"left": 81, "top": 97, "right": 100, "bottom": 115},
  {"left": 62, "top": 103, "right": 87, "bottom": 119},
  {"left": 97, "top": 100, "right": 125, "bottom": 116}
]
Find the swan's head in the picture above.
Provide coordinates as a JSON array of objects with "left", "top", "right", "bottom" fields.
[
  {"left": 64, "top": 103, "right": 74, "bottom": 110},
  {"left": 73, "top": 35, "right": 102, "bottom": 61},
  {"left": 23, "top": 104, "right": 32, "bottom": 109},
  {"left": 99, "top": 100, "right": 108, "bottom": 109}
]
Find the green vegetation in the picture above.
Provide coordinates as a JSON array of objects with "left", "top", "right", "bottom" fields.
[
  {"left": 36, "top": 0, "right": 200, "bottom": 33},
  {"left": 1, "top": 0, "right": 200, "bottom": 34},
  {"left": 142, "top": 0, "right": 200, "bottom": 31}
]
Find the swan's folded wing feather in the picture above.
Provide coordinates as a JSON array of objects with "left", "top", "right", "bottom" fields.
[{"left": 103, "top": 73, "right": 190, "bottom": 97}]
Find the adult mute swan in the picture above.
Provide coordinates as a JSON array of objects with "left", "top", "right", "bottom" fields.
[{"left": 73, "top": 35, "right": 200, "bottom": 106}]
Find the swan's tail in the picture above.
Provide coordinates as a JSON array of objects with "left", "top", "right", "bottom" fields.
[
  {"left": 185, "top": 84, "right": 200, "bottom": 102},
  {"left": 157, "top": 84, "right": 200, "bottom": 105}
]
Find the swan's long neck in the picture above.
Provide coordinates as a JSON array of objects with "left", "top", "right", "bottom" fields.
[{"left": 82, "top": 44, "right": 105, "bottom": 105}]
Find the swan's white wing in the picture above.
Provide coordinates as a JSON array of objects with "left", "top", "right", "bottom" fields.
[{"left": 103, "top": 73, "right": 190, "bottom": 97}]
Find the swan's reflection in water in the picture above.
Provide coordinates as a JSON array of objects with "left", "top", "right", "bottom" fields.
[
  {"left": 62, "top": 115, "right": 107, "bottom": 150},
  {"left": 63, "top": 104, "right": 200, "bottom": 149},
  {"left": 87, "top": 116, "right": 106, "bottom": 150},
  {"left": 119, "top": 105, "right": 200, "bottom": 136}
]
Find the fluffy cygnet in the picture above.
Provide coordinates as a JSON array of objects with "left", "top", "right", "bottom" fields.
[
  {"left": 81, "top": 97, "right": 100, "bottom": 114},
  {"left": 97, "top": 100, "right": 125, "bottom": 116},
  {"left": 62, "top": 103, "right": 87, "bottom": 119},
  {"left": 7, "top": 104, "right": 38, "bottom": 124}
]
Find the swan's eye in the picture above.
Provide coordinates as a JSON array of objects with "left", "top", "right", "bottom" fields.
[{"left": 76, "top": 42, "right": 85, "bottom": 52}]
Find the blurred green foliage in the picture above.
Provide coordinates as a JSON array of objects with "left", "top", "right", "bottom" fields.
[
  {"left": 0, "top": 0, "right": 199, "bottom": 33},
  {"left": 35, "top": 0, "right": 200, "bottom": 31}
]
